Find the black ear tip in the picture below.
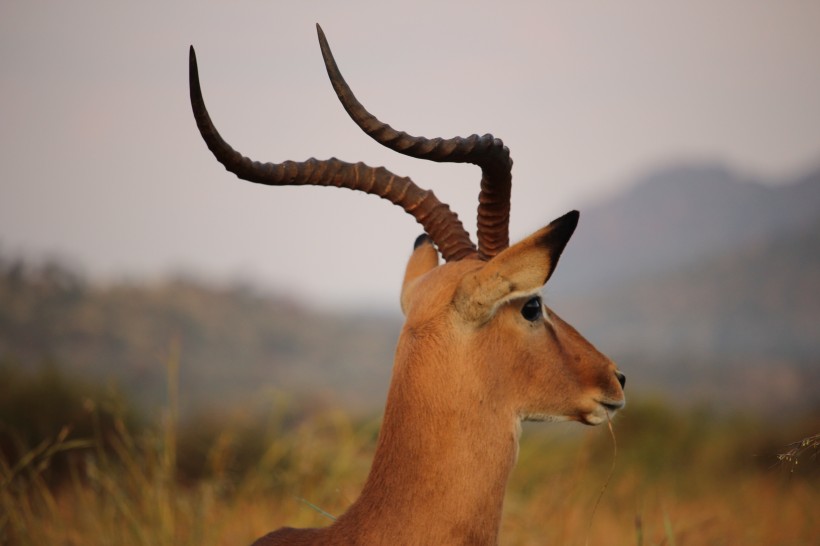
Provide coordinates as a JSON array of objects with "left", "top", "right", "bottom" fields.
[
  {"left": 413, "top": 233, "right": 432, "bottom": 249},
  {"left": 554, "top": 210, "right": 579, "bottom": 235},
  {"left": 538, "top": 209, "right": 580, "bottom": 254}
]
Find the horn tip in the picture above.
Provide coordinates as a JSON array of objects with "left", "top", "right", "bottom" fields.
[{"left": 188, "top": 46, "right": 200, "bottom": 84}]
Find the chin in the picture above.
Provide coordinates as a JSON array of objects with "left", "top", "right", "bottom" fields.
[
  {"left": 520, "top": 413, "right": 569, "bottom": 423},
  {"left": 580, "top": 405, "right": 621, "bottom": 426}
]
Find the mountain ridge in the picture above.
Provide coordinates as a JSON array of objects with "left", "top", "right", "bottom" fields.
[
  {"left": 552, "top": 161, "right": 820, "bottom": 295},
  {"left": 2, "top": 160, "right": 818, "bottom": 417}
]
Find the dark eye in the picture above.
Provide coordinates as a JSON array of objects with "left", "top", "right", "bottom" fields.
[{"left": 521, "top": 296, "right": 543, "bottom": 322}]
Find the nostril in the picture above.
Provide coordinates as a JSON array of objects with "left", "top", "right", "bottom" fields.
[{"left": 615, "top": 371, "right": 626, "bottom": 389}]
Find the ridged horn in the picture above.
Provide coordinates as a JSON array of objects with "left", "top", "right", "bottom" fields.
[
  {"left": 189, "top": 46, "right": 478, "bottom": 262},
  {"left": 316, "top": 24, "right": 513, "bottom": 260}
]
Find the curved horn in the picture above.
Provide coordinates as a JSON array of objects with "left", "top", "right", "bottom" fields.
[
  {"left": 189, "top": 47, "right": 477, "bottom": 262},
  {"left": 316, "top": 24, "right": 512, "bottom": 261}
]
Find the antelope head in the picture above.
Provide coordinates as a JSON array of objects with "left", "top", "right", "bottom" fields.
[
  {"left": 190, "top": 24, "right": 625, "bottom": 546},
  {"left": 400, "top": 211, "right": 625, "bottom": 429}
]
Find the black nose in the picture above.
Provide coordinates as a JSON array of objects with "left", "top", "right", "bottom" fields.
[{"left": 615, "top": 371, "right": 626, "bottom": 389}]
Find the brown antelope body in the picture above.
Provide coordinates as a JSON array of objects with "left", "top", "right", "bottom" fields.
[{"left": 189, "top": 25, "right": 625, "bottom": 546}]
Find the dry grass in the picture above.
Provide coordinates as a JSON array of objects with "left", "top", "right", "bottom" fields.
[
  {"left": 1, "top": 405, "right": 372, "bottom": 546},
  {"left": 1, "top": 368, "right": 817, "bottom": 546},
  {"left": 777, "top": 433, "right": 820, "bottom": 473}
]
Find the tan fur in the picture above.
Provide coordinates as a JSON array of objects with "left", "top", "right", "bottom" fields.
[
  {"left": 454, "top": 221, "right": 562, "bottom": 324},
  {"left": 400, "top": 241, "right": 439, "bottom": 314},
  {"left": 190, "top": 27, "right": 623, "bottom": 545},
  {"left": 251, "top": 221, "right": 625, "bottom": 546}
]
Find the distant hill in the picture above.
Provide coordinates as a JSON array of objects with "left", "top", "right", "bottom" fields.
[
  {"left": 549, "top": 164, "right": 820, "bottom": 415},
  {"left": 0, "top": 261, "right": 400, "bottom": 416},
  {"left": 552, "top": 163, "right": 820, "bottom": 295},
  {"left": 2, "top": 161, "right": 818, "bottom": 418},
  {"left": 560, "top": 219, "right": 820, "bottom": 357},
  {"left": 553, "top": 219, "right": 820, "bottom": 411}
]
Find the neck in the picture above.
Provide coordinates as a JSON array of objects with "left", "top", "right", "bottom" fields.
[{"left": 333, "top": 341, "right": 518, "bottom": 545}]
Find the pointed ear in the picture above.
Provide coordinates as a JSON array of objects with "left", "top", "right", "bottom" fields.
[
  {"left": 400, "top": 234, "right": 440, "bottom": 315},
  {"left": 454, "top": 210, "right": 578, "bottom": 323}
]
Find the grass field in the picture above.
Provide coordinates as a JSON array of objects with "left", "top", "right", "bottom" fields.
[{"left": 1, "top": 366, "right": 817, "bottom": 546}]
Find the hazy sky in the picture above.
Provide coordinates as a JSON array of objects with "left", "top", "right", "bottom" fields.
[{"left": 2, "top": 1, "right": 819, "bottom": 309}]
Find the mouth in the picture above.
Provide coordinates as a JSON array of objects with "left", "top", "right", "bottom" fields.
[
  {"left": 581, "top": 399, "right": 625, "bottom": 426},
  {"left": 600, "top": 399, "right": 625, "bottom": 412}
]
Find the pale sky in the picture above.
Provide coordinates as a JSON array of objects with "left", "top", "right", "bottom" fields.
[{"left": 2, "top": 1, "right": 819, "bottom": 309}]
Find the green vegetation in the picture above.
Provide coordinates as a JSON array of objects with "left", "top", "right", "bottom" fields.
[{"left": 1, "top": 365, "right": 817, "bottom": 545}]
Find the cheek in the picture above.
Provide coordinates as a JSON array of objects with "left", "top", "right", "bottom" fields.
[
  {"left": 472, "top": 320, "right": 581, "bottom": 409},
  {"left": 515, "top": 344, "right": 581, "bottom": 405}
]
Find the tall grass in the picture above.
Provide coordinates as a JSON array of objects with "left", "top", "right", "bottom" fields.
[{"left": 1, "top": 363, "right": 817, "bottom": 545}]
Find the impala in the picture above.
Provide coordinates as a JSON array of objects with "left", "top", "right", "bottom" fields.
[{"left": 189, "top": 25, "right": 626, "bottom": 546}]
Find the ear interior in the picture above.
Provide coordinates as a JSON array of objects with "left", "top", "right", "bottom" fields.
[
  {"left": 455, "top": 210, "right": 578, "bottom": 323},
  {"left": 400, "top": 235, "right": 440, "bottom": 314}
]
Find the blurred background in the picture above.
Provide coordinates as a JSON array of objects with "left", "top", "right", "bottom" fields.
[{"left": 1, "top": 2, "right": 818, "bottom": 544}]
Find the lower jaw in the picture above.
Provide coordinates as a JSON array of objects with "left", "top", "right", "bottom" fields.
[{"left": 578, "top": 411, "right": 609, "bottom": 426}]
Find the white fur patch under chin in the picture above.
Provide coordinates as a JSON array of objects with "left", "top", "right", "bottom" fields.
[
  {"left": 520, "top": 413, "right": 568, "bottom": 423},
  {"left": 583, "top": 405, "right": 614, "bottom": 425}
]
